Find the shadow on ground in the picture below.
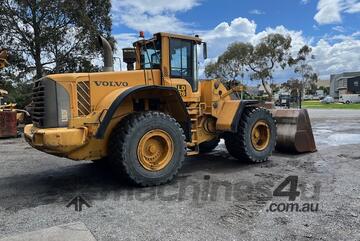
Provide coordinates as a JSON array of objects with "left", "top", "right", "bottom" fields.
[{"left": 0, "top": 149, "right": 275, "bottom": 212}]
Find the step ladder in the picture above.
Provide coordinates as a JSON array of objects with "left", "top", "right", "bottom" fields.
[{"left": 186, "top": 104, "right": 200, "bottom": 156}]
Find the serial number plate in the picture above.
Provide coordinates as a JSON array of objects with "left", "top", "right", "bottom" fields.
[{"left": 177, "top": 85, "right": 187, "bottom": 97}]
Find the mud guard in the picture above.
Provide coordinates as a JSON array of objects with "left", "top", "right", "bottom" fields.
[
  {"left": 95, "top": 85, "right": 191, "bottom": 141},
  {"left": 230, "top": 100, "right": 260, "bottom": 132}
]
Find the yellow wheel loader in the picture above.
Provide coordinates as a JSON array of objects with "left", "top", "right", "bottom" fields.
[{"left": 23, "top": 32, "right": 312, "bottom": 186}]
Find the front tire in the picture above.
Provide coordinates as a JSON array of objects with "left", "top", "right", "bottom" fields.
[
  {"left": 224, "top": 108, "right": 276, "bottom": 163},
  {"left": 109, "top": 112, "right": 186, "bottom": 187}
]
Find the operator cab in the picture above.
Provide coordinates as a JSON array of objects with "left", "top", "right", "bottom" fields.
[{"left": 123, "top": 32, "right": 207, "bottom": 93}]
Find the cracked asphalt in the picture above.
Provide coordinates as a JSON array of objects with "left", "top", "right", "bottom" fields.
[{"left": 0, "top": 109, "right": 359, "bottom": 241}]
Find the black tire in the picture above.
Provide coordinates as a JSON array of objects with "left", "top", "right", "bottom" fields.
[
  {"left": 199, "top": 138, "right": 220, "bottom": 153},
  {"left": 91, "top": 158, "right": 109, "bottom": 166},
  {"left": 108, "top": 111, "right": 186, "bottom": 187},
  {"left": 224, "top": 108, "right": 276, "bottom": 163},
  {"left": 345, "top": 100, "right": 351, "bottom": 104}
]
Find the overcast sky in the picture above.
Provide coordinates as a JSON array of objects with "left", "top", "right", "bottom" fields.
[{"left": 110, "top": 0, "right": 360, "bottom": 83}]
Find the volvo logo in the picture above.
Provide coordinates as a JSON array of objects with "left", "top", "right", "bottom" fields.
[{"left": 94, "top": 81, "right": 129, "bottom": 87}]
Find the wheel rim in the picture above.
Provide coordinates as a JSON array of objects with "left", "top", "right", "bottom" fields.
[
  {"left": 137, "top": 129, "right": 174, "bottom": 171},
  {"left": 251, "top": 120, "right": 270, "bottom": 151}
]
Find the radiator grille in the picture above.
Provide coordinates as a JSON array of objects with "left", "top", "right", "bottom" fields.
[
  {"left": 32, "top": 80, "right": 45, "bottom": 126},
  {"left": 77, "top": 81, "right": 91, "bottom": 116}
]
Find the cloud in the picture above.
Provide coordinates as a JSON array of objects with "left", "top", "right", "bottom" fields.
[
  {"left": 314, "top": 0, "right": 342, "bottom": 24},
  {"left": 311, "top": 37, "right": 360, "bottom": 77},
  {"left": 332, "top": 25, "right": 346, "bottom": 32},
  {"left": 200, "top": 17, "right": 257, "bottom": 56},
  {"left": 111, "top": 0, "right": 200, "bottom": 33},
  {"left": 200, "top": 17, "right": 360, "bottom": 81},
  {"left": 301, "top": 0, "right": 311, "bottom": 4},
  {"left": 352, "top": 31, "right": 360, "bottom": 37},
  {"left": 314, "top": 0, "right": 360, "bottom": 25},
  {"left": 249, "top": 9, "right": 265, "bottom": 15},
  {"left": 251, "top": 26, "right": 306, "bottom": 50},
  {"left": 109, "top": 0, "right": 360, "bottom": 83},
  {"left": 113, "top": 0, "right": 200, "bottom": 15},
  {"left": 344, "top": 0, "right": 360, "bottom": 13},
  {"left": 120, "top": 13, "right": 189, "bottom": 33}
]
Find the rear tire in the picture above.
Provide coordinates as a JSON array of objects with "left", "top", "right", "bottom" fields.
[
  {"left": 224, "top": 108, "right": 276, "bottom": 163},
  {"left": 91, "top": 158, "right": 109, "bottom": 166},
  {"left": 199, "top": 138, "right": 220, "bottom": 153},
  {"left": 108, "top": 111, "right": 186, "bottom": 187}
]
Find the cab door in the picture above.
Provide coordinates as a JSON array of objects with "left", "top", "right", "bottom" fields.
[{"left": 164, "top": 38, "right": 200, "bottom": 102}]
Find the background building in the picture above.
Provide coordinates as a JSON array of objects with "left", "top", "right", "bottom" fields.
[
  {"left": 330, "top": 72, "right": 360, "bottom": 98},
  {"left": 316, "top": 80, "right": 330, "bottom": 89}
]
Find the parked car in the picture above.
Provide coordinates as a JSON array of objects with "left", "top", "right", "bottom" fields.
[
  {"left": 303, "top": 95, "right": 313, "bottom": 100},
  {"left": 339, "top": 94, "right": 360, "bottom": 104},
  {"left": 320, "top": 96, "right": 335, "bottom": 104}
]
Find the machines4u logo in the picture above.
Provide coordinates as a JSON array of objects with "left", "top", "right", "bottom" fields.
[{"left": 267, "top": 176, "right": 321, "bottom": 213}]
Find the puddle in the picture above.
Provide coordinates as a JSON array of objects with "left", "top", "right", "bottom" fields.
[
  {"left": 317, "top": 133, "right": 360, "bottom": 147},
  {"left": 216, "top": 129, "right": 360, "bottom": 151},
  {"left": 314, "top": 129, "right": 333, "bottom": 134}
]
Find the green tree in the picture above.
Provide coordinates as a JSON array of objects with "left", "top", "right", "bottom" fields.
[
  {"left": 289, "top": 45, "right": 318, "bottom": 107},
  {"left": 318, "top": 86, "right": 330, "bottom": 95},
  {"left": 205, "top": 42, "right": 252, "bottom": 88},
  {"left": 270, "top": 83, "right": 280, "bottom": 94},
  {"left": 0, "top": 0, "right": 113, "bottom": 107},
  {"left": 248, "top": 33, "right": 292, "bottom": 98},
  {"left": 282, "top": 78, "right": 302, "bottom": 97}
]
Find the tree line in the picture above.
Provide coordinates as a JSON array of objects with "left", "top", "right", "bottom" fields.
[
  {"left": 0, "top": 0, "right": 113, "bottom": 107},
  {"left": 205, "top": 34, "right": 318, "bottom": 98}
]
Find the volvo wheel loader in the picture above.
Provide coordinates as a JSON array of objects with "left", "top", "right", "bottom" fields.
[{"left": 24, "top": 32, "right": 279, "bottom": 186}]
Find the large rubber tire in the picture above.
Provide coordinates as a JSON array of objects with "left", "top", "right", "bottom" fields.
[
  {"left": 91, "top": 158, "right": 109, "bottom": 166},
  {"left": 108, "top": 111, "right": 186, "bottom": 187},
  {"left": 199, "top": 138, "right": 220, "bottom": 153},
  {"left": 224, "top": 108, "right": 276, "bottom": 163}
]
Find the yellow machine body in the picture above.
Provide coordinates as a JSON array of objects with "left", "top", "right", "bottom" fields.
[{"left": 24, "top": 33, "right": 250, "bottom": 160}]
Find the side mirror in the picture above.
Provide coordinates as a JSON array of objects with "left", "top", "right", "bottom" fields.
[{"left": 202, "top": 42, "right": 208, "bottom": 60}]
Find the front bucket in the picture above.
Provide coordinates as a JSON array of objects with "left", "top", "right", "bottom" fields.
[{"left": 271, "top": 109, "right": 317, "bottom": 153}]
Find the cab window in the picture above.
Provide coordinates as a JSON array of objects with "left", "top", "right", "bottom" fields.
[
  {"left": 140, "top": 40, "right": 161, "bottom": 69},
  {"left": 170, "top": 39, "right": 198, "bottom": 92}
]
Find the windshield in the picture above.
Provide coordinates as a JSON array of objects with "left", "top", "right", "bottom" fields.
[{"left": 140, "top": 40, "right": 161, "bottom": 69}]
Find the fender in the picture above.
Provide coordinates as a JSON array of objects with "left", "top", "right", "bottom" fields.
[
  {"left": 95, "top": 85, "right": 191, "bottom": 141},
  {"left": 231, "top": 100, "right": 259, "bottom": 132}
]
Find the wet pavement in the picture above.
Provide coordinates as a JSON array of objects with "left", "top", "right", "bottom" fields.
[{"left": 308, "top": 109, "right": 360, "bottom": 149}]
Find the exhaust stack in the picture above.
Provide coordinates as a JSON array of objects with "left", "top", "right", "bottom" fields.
[{"left": 98, "top": 36, "right": 114, "bottom": 72}]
